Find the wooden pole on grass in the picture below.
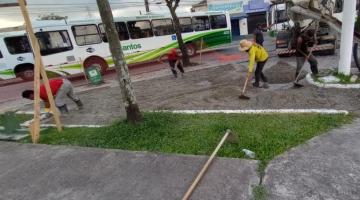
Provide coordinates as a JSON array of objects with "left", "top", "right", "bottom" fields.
[
  {"left": 199, "top": 38, "right": 203, "bottom": 64},
  {"left": 18, "top": 0, "right": 62, "bottom": 142},
  {"left": 40, "top": 64, "right": 62, "bottom": 132},
  {"left": 79, "top": 57, "right": 89, "bottom": 84}
]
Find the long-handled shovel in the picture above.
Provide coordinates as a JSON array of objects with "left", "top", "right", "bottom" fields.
[
  {"left": 239, "top": 72, "right": 251, "bottom": 100},
  {"left": 293, "top": 47, "right": 316, "bottom": 88},
  {"left": 182, "top": 129, "right": 238, "bottom": 200}
]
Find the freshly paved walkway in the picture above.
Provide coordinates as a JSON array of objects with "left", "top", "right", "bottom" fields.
[
  {"left": 0, "top": 142, "right": 259, "bottom": 200},
  {"left": 264, "top": 118, "right": 360, "bottom": 200}
]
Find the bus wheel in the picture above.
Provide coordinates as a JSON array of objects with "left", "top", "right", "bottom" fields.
[
  {"left": 83, "top": 56, "right": 108, "bottom": 74},
  {"left": 186, "top": 43, "right": 197, "bottom": 57}
]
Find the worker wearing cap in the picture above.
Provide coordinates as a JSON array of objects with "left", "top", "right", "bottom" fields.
[
  {"left": 22, "top": 78, "right": 83, "bottom": 114},
  {"left": 239, "top": 39, "right": 269, "bottom": 88}
]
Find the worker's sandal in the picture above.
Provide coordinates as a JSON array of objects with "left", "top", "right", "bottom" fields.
[{"left": 75, "top": 100, "right": 84, "bottom": 110}]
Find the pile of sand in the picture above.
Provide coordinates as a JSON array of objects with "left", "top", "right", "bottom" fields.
[{"left": 264, "top": 61, "right": 306, "bottom": 84}]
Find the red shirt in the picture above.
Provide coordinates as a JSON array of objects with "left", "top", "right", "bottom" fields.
[
  {"left": 167, "top": 49, "right": 179, "bottom": 61},
  {"left": 39, "top": 79, "right": 63, "bottom": 101}
]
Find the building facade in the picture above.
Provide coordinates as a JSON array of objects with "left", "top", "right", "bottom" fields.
[
  {"left": 191, "top": 0, "right": 208, "bottom": 12},
  {"left": 207, "top": 0, "right": 270, "bottom": 37}
]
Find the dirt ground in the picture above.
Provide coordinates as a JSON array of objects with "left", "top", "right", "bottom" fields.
[{"left": 20, "top": 58, "right": 359, "bottom": 125}]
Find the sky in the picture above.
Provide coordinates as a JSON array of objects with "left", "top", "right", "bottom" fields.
[{"left": 0, "top": 0, "right": 196, "bottom": 28}]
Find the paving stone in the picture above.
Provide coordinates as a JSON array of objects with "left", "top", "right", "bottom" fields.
[
  {"left": 0, "top": 142, "right": 259, "bottom": 200},
  {"left": 264, "top": 118, "right": 360, "bottom": 200}
]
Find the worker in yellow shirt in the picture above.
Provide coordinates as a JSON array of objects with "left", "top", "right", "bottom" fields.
[{"left": 239, "top": 39, "right": 269, "bottom": 88}]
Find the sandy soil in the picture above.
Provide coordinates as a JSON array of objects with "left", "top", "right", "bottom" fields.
[{"left": 24, "top": 60, "right": 359, "bottom": 125}]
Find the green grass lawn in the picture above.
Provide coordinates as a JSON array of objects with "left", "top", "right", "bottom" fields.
[{"left": 22, "top": 112, "right": 352, "bottom": 167}]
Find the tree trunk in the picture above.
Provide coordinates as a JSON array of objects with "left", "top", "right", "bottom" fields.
[
  {"left": 169, "top": 7, "right": 191, "bottom": 66},
  {"left": 96, "top": 0, "right": 142, "bottom": 123}
]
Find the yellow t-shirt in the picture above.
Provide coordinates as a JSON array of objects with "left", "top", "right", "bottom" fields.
[{"left": 248, "top": 44, "right": 269, "bottom": 72}]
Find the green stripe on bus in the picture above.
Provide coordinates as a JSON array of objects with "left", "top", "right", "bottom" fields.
[
  {"left": 0, "top": 70, "right": 15, "bottom": 76},
  {"left": 127, "top": 29, "right": 231, "bottom": 63},
  {"left": 0, "top": 29, "right": 231, "bottom": 76}
]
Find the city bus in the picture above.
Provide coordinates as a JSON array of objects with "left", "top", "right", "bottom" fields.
[{"left": 0, "top": 11, "right": 232, "bottom": 80}]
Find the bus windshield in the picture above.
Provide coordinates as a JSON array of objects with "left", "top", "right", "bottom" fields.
[{"left": 4, "top": 36, "right": 32, "bottom": 55}]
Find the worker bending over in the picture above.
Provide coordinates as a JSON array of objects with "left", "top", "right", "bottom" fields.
[
  {"left": 22, "top": 78, "right": 83, "bottom": 114},
  {"left": 295, "top": 29, "right": 319, "bottom": 79},
  {"left": 239, "top": 39, "right": 269, "bottom": 88}
]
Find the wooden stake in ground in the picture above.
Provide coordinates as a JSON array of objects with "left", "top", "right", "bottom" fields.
[
  {"left": 199, "top": 37, "right": 204, "bottom": 64},
  {"left": 79, "top": 57, "right": 89, "bottom": 84},
  {"left": 96, "top": 0, "right": 142, "bottom": 123},
  {"left": 18, "top": 0, "right": 62, "bottom": 142}
]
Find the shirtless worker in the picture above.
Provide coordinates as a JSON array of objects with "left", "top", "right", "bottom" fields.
[
  {"left": 22, "top": 78, "right": 83, "bottom": 114},
  {"left": 294, "top": 29, "right": 319, "bottom": 83}
]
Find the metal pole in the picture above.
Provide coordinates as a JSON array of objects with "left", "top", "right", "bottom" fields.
[{"left": 338, "top": 0, "right": 357, "bottom": 75}]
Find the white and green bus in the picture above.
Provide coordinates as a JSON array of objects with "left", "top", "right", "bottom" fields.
[{"left": 0, "top": 11, "right": 231, "bottom": 80}]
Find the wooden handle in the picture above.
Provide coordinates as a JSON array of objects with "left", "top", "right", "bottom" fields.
[
  {"left": 295, "top": 47, "right": 315, "bottom": 82},
  {"left": 241, "top": 73, "right": 251, "bottom": 94},
  {"left": 182, "top": 130, "right": 231, "bottom": 200}
]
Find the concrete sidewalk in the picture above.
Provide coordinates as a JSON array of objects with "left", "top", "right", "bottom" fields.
[
  {"left": 0, "top": 142, "right": 259, "bottom": 200},
  {"left": 264, "top": 118, "right": 360, "bottom": 200}
]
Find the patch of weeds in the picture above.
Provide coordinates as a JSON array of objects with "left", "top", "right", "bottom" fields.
[
  {"left": 313, "top": 75, "right": 324, "bottom": 83},
  {"left": 331, "top": 71, "right": 360, "bottom": 84},
  {"left": 252, "top": 185, "right": 267, "bottom": 200},
  {"left": 0, "top": 113, "right": 32, "bottom": 126},
  {"left": 257, "top": 160, "right": 268, "bottom": 183},
  {"left": 313, "top": 69, "right": 360, "bottom": 84}
]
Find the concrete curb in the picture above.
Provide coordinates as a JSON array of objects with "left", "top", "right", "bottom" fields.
[
  {"left": 157, "top": 109, "right": 349, "bottom": 115},
  {"left": 20, "top": 120, "right": 104, "bottom": 128},
  {"left": 18, "top": 114, "right": 105, "bottom": 128},
  {"left": 306, "top": 74, "right": 360, "bottom": 89}
]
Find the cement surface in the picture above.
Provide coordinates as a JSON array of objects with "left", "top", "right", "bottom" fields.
[
  {"left": 264, "top": 118, "right": 360, "bottom": 200},
  {"left": 0, "top": 142, "right": 259, "bottom": 200}
]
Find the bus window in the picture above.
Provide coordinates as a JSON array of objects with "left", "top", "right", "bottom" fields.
[
  {"left": 179, "top": 17, "right": 193, "bottom": 33},
  {"left": 98, "top": 24, "right": 108, "bottom": 42},
  {"left": 99, "top": 22, "right": 129, "bottom": 42},
  {"left": 0, "top": 50, "right": 2, "bottom": 58},
  {"left": 192, "top": 16, "right": 210, "bottom": 31},
  {"left": 152, "top": 19, "right": 175, "bottom": 36},
  {"left": 127, "top": 20, "right": 153, "bottom": 39},
  {"left": 210, "top": 15, "right": 227, "bottom": 29},
  {"left": 36, "top": 30, "right": 73, "bottom": 56},
  {"left": 116, "top": 22, "right": 130, "bottom": 41},
  {"left": 71, "top": 24, "right": 102, "bottom": 46},
  {"left": 4, "top": 36, "right": 32, "bottom": 55}
]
